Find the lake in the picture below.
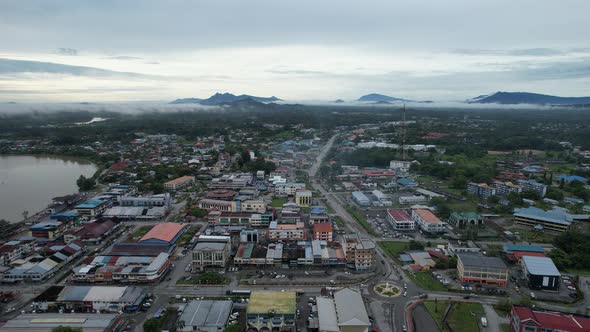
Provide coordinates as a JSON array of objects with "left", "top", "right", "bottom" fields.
[{"left": 0, "top": 155, "right": 97, "bottom": 222}]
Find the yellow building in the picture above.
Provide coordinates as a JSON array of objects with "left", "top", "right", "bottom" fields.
[{"left": 295, "top": 190, "right": 312, "bottom": 207}]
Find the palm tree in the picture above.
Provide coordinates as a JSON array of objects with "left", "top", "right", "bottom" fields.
[{"left": 176, "top": 320, "right": 185, "bottom": 331}]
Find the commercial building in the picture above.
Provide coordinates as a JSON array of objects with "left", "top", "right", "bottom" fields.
[
  {"left": 268, "top": 221, "right": 306, "bottom": 241},
  {"left": 198, "top": 199, "right": 238, "bottom": 212},
  {"left": 513, "top": 207, "right": 573, "bottom": 233},
  {"left": 118, "top": 193, "right": 171, "bottom": 208},
  {"left": 492, "top": 181, "right": 522, "bottom": 197},
  {"left": 0, "top": 238, "right": 37, "bottom": 266},
  {"left": 309, "top": 207, "right": 330, "bottom": 225},
  {"left": 517, "top": 179, "right": 548, "bottom": 198},
  {"left": 447, "top": 240, "right": 481, "bottom": 256},
  {"left": 206, "top": 189, "right": 236, "bottom": 201},
  {"left": 313, "top": 223, "right": 333, "bottom": 242},
  {"left": 467, "top": 183, "right": 496, "bottom": 199},
  {"left": 503, "top": 244, "right": 545, "bottom": 263},
  {"left": 139, "top": 222, "right": 187, "bottom": 246},
  {"left": 71, "top": 252, "right": 170, "bottom": 283},
  {"left": 510, "top": 306, "right": 590, "bottom": 332},
  {"left": 240, "top": 200, "right": 267, "bottom": 213},
  {"left": 412, "top": 209, "right": 446, "bottom": 233},
  {"left": 164, "top": 175, "right": 195, "bottom": 191},
  {"left": 351, "top": 191, "right": 371, "bottom": 207},
  {"left": 295, "top": 190, "right": 313, "bottom": 207},
  {"left": 317, "top": 288, "right": 371, "bottom": 332},
  {"left": 275, "top": 183, "right": 305, "bottom": 196},
  {"left": 29, "top": 221, "right": 66, "bottom": 239},
  {"left": 210, "top": 173, "right": 253, "bottom": 189},
  {"left": 75, "top": 198, "right": 109, "bottom": 217},
  {"left": 0, "top": 313, "right": 125, "bottom": 332},
  {"left": 457, "top": 253, "right": 509, "bottom": 286},
  {"left": 247, "top": 291, "right": 296, "bottom": 332},
  {"left": 398, "top": 195, "right": 428, "bottom": 205},
  {"left": 209, "top": 211, "right": 274, "bottom": 227},
  {"left": 102, "top": 206, "right": 167, "bottom": 221},
  {"left": 34, "top": 285, "right": 146, "bottom": 313},
  {"left": 343, "top": 235, "right": 376, "bottom": 271},
  {"left": 64, "top": 220, "right": 117, "bottom": 244},
  {"left": 192, "top": 236, "right": 231, "bottom": 271},
  {"left": 448, "top": 212, "right": 483, "bottom": 228},
  {"left": 386, "top": 209, "right": 415, "bottom": 231},
  {"left": 520, "top": 256, "right": 560, "bottom": 291},
  {"left": 177, "top": 300, "right": 233, "bottom": 332}
]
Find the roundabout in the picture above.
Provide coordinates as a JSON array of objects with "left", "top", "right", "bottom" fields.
[{"left": 374, "top": 282, "right": 402, "bottom": 298}]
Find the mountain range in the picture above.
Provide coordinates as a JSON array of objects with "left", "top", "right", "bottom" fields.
[
  {"left": 171, "top": 93, "right": 281, "bottom": 105},
  {"left": 356, "top": 93, "right": 432, "bottom": 103},
  {"left": 469, "top": 92, "right": 590, "bottom": 105}
]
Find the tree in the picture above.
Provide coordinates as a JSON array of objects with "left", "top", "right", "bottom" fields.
[
  {"left": 224, "top": 325, "right": 240, "bottom": 332},
  {"left": 143, "top": 318, "right": 161, "bottom": 332},
  {"left": 52, "top": 327, "right": 83, "bottom": 332},
  {"left": 189, "top": 208, "right": 208, "bottom": 218},
  {"left": 408, "top": 240, "right": 424, "bottom": 250},
  {"left": 76, "top": 175, "right": 96, "bottom": 191}
]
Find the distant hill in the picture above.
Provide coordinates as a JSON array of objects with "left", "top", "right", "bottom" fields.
[
  {"left": 170, "top": 93, "right": 281, "bottom": 105},
  {"left": 333, "top": 99, "right": 345, "bottom": 103},
  {"left": 357, "top": 93, "right": 431, "bottom": 103},
  {"left": 470, "top": 92, "right": 590, "bottom": 105}
]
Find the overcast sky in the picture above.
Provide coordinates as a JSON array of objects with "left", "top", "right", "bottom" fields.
[{"left": 1, "top": 0, "right": 589, "bottom": 103}]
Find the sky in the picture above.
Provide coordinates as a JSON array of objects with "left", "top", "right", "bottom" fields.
[{"left": 1, "top": 0, "right": 589, "bottom": 103}]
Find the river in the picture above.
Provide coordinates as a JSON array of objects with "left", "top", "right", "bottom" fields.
[{"left": 0, "top": 155, "right": 97, "bottom": 222}]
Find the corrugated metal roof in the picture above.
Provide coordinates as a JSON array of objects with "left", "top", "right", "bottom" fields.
[
  {"left": 333, "top": 288, "right": 370, "bottom": 327},
  {"left": 316, "top": 297, "right": 339, "bottom": 332},
  {"left": 522, "top": 256, "right": 560, "bottom": 277}
]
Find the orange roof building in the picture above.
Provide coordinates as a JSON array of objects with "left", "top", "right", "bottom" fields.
[{"left": 139, "top": 223, "right": 187, "bottom": 245}]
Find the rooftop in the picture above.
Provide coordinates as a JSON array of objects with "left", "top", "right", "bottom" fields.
[
  {"left": 514, "top": 207, "right": 573, "bottom": 226},
  {"left": 333, "top": 288, "right": 370, "bottom": 327},
  {"left": 387, "top": 209, "right": 412, "bottom": 222},
  {"left": 164, "top": 175, "right": 194, "bottom": 185},
  {"left": 458, "top": 253, "right": 507, "bottom": 269},
  {"left": 513, "top": 306, "right": 590, "bottom": 332},
  {"left": 522, "top": 256, "right": 560, "bottom": 277},
  {"left": 75, "top": 199, "right": 106, "bottom": 209},
  {"left": 139, "top": 222, "right": 186, "bottom": 244},
  {"left": 0, "top": 313, "right": 120, "bottom": 332},
  {"left": 414, "top": 209, "right": 442, "bottom": 223},
  {"left": 313, "top": 222, "right": 333, "bottom": 233},
  {"left": 179, "top": 300, "right": 233, "bottom": 328},
  {"left": 247, "top": 291, "right": 296, "bottom": 315}
]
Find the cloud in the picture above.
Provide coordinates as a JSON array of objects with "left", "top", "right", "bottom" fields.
[
  {"left": 105, "top": 55, "right": 143, "bottom": 61},
  {"left": 55, "top": 48, "right": 78, "bottom": 56}
]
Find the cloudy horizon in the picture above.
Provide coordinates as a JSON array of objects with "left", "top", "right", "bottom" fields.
[{"left": 1, "top": 0, "right": 589, "bottom": 102}]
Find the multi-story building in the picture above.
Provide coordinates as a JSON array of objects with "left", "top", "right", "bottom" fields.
[
  {"left": 118, "top": 193, "right": 171, "bottom": 208},
  {"left": 71, "top": 252, "right": 171, "bottom": 283},
  {"left": 517, "top": 179, "right": 548, "bottom": 198},
  {"left": 240, "top": 200, "right": 266, "bottom": 213},
  {"left": 448, "top": 212, "right": 483, "bottom": 228},
  {"left": 412, "top": 209, "right": 446, "bottom": 233},
  {"left": 209, "top": 211, "right": 274, "bottom": 227},
  {"left": 198, "top": 199, "right": 238, "bottom": 212},
  {"left": 295, "top": 190, "right": 312, "bottom": 207},
  {"left": 0, "top": 238, "right": 37, "bottom": 267},
  {"left": 386, "top": 209, "right": 415, "bottom": 231},
  {"left": 75, "top": 198, "right": 108, "bottom": 216},
  {"left": 510, "top": 306, "right": 590, "bottom": 332},
  {"left": 275, "top": 183, "right": 305, "bottom": 196},
  {"left": 268, "top": 222, "right": 306, "bottom": 241},
  {"left": 210, "top": 173, "right": 253, "bottom": 189},
  {"left": 309, "top": 206, "right": 329, "bottom": 225},
  {"left": 163, "top": 175, "right": 195, "bottom": 191},
  {"left": 192, "top": 236, "right": 231, "bottom": 271},
  {"left": 313, "top": 223, "right": 333, "bottom": 241},
  {"left": 513, "top": 207, "right": 572, "bottom": 233},
  {"left": 247, "top": 291, "right": 296, "bottom": 332},
  {"left": 343, "top": 235, "right": 376, "bottom": 270},
  {"left": 352, "top": 191, "right": 371, "bottom": 206},
  {"left": 492, "top": 181, "right": 522, "bottom": 197},
  {"left": 467, "top": 182, "right": 497, "bottom": 199},
  {"left": 457, "top": 253, "right": 509, "bottom": 286}
]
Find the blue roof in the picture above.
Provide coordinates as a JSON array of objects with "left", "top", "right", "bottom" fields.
[
  {"left": 30, "top": 221, "right": 61, "bottom": 230},
  {"left": 503, "top": 244, "right": 545, "bottom": 254},
  {"left": 50, "top": 212, "right": 79, "bottom": 220},
  {"left": 564, "top": 197, "right": 585, "bottom": 204},
  {"left": 558, "top": 175, "right": 587, "bottom": 182},
  {"left": 397, "top": 178, "right": 417, "bottom": 187},
  {"left": 513, "top": 207, "right": 573, "bottom": 226},
  {"left": 399, "top": 254, "right": 413, "bottom": 263},
  {"left": 75, "top": 199, "right": 105, "bottom": 209},
  {"left": 522, "top": 256, "right": 560, "bottom": 276}
]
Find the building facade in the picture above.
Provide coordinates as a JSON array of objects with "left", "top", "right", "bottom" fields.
[
  {"left": 457, "top": 253, "right": 509, "bottom": 286},
  {"left": 412, "top": 209, "right": 446, "bottom": 233},
  {"left": 386, "top": 209, "right": 415, "bottom": 231}
]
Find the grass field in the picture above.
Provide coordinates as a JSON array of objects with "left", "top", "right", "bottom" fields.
[
  {"left": 447, "top": 302, "right": 485, "bottom": 332},
  {"left": 345, "top": 206, "right": 377, "bottom": 236},
  {"left": 424, "top": 301, "right": 448, "bottom": 330},
  {"left": 177, "top": 225, "right": 201, "bottom": 246},
  {"left": 500, "top": 323, "right": 511, "bottom": 332},
  {"left": 378, "top": 241, "right": 409, "bottom": 260},
  {"left": 127, "top": 225, "right": 152, "bottom": 241},
  {"left": 407, "top": 271, "right": 447, "bottom": 291},
  {"left": 271, "top": 197, "right": 288, "bottom": 207}
]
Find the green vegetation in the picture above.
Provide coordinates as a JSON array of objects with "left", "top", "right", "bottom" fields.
[
  {"left": 76, "top": 174, "right": 96, "bottom": 191},
  {"left": 447, "top": 302, "right": 485, "bottom": 332},
  {"left": 143, "top": 318, "right": 161, "bottom": 332},
  {"left": 345, "top": 206, "right": 377, "bottom": 236},
  {"left": 424, "top": 301, "right": 448, "bottom": 331},
  {"left": 178, "top": 225, "right": 201, "bottom": 246},
  {"left": 378, "top": 241, "right": 409, "bottom": 259},
  {"left": 52, "top": 327, "right": 83, "bottom": 332},
  {"left": 271, "top": 197, "right": 288, "bottom": 207},
  {"left": 548, "top": 230, "right": 590, "bottom": 271},
  {"left": 177, "top": 272, "right": 229, "bottom": 285},
  {"left": 500, "top": 323, "right": 511, "bottom": 332},
  {"left": 128, "top": 225, "right": 152, "bottom": 241},
  {"left": 188, "top": 207, "right": 208, "bottom": 218},
  {"left": 406, "top": 271, "right": 447, "bottom": 291},
  {"left": 224, "top": 325, "right": 240, "bottom": 332}
]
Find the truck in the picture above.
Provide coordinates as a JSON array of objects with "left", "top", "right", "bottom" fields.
[{"left": 480, "top": 317, "right": 487, "bottom": 327}]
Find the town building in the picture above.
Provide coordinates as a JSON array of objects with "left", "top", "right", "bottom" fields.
[
  {"left": 313, "top": 223, "right": 333, "bottom": 242},
  {"left": 503, "top": 244, "right": 545, "bottom": 263},
  {"left": 71, "top": 252, "right": 171, "bottom": 283},
  {"left": 457, "top": 253, "right": 509, "bottom": 286},
  {"left": 447, "top": 212, "right": 483, "bottom": 228},
  {"left": 164, "top": 175, "right": 195, "bottom": 191},
  {"left": 316, "top": 288, "right": 371, "bottom": 332},
  {"left": 0, "top": 238, "right": 37, "bottom": 266},
  {"left": 210, "top": 173, "right": 253, "bottom": 189},
  {"left": 275, "top": 183, "right": 305, "bottom": 196},
  {"left": 102, "top": 206, "right": 167, "bottom": 221},
  {"left": 517, "top": 179, "right": 548, "bottom": 198},
  {"left": 240, "top": 229, "right": 260, "bottom": 243},
  {"left": 447, "top": 240, "right": 481, "bottom": 256},
  {"left": 492, "top": 181, "right": 522, "bottom": 197},
  {"left": 386, "top": 209, "right": 415, "bottom": 231},
  {"left": 247, "top": 291, "right": 296, "bottom": 332},
  {"left": 118, "top": 193, "right": 171, "bottom": 208},
  {"left": 198, "top": 199, "right": 238, "bottom": 212},
  {"left": 513, "top": 207, "right": 573, "bottom": 233},
  {"left": 192, "top": 236, "right": 231, "bottom": 271},
  {"left": 240, "top": 200, "right": 267, "bottom": 213},
  {"left": 33, "top": 285, "right": 146, "bottom": 313},
  {"left": 398, "top": 195, "right": 428, "bottom": 205},
  {"left": 0, "top": 313, "right": 125, "bottom": 332},
  {"left": 75, "top": 198, "right": 108, "bottom": 217},
  {"left": 412, "top": 209, "right": 446, "bottom": 233},
  {"left": 206, "top": 189, "right": 236, "bottom": 201},
  {"left": 351, "top": 191, "right": 371, "bottom": 206},
  {"left": 268, "top": 221, "right": 306, "bottom": 241},
  {"left": 309, "top": 207, "right": 330, "bottom": 225},
  {"left": 467, "top": 182, "right": 496, "bottom": 199},
  {"left": 63, "top": 220, "right": 117, "bottom": 244},
  {"left": 138, "top": 222, "right": 187, "bottom": 249},
  {"left": 295, "top": 190, "right": 313, "bottom": 207},
  {"left": 343, "top": 235, "right": 376, "bottom": 271},
  {"left": 209, "top": 211, "right": 274, "bottom": 227},
  {"left": 177, "top": 300, "right": 233, "bottom": 332},
  {"left": 510, "top": 306, "right": 590, "bottom": 332},
  {"left": 520, "top": 256, "right": 560, "bottom": 291}
]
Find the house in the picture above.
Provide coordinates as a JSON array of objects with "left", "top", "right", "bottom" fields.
[{"left": 510, "top": 306, "right": 590, "bottom": 332}]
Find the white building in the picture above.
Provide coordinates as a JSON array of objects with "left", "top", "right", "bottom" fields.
[
  {"left": 412, "top": 209, "right": 446, "bottom": 233},
  {"left": 386, "top": 209, "right": 415, "bottom": 231}
]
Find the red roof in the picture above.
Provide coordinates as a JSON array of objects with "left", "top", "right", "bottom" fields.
[
  {"left": 313, "top": 222, "right": 333, "bottom": 233},
  {"left": 361, "top": 170, "right": 395, "bottom": 177},
  {"left": 512, "top": 306, "right": 590, "bottom": 332},
  {"left": 140, "top": 223, "right": 186, "bottom": 243},
  {"left": 513, "top": 251, "right": 546, "bottom": 260},
  {"left": 387, "top": 209, "right": 412, "bottom": 222}
]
